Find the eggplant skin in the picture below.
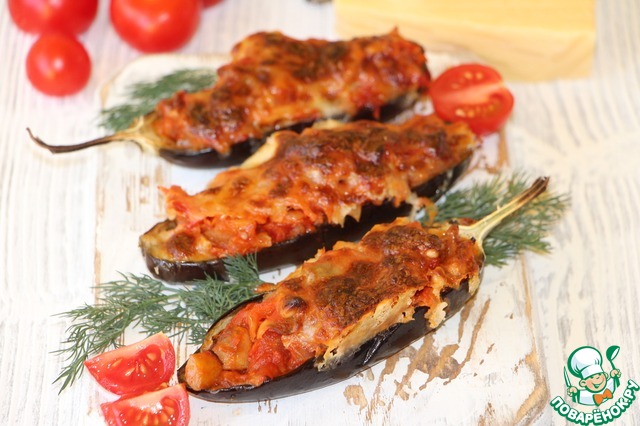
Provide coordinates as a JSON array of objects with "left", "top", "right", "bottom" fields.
[
  {"left": 157, "top": 98, "right": 417, "bottom": 168},
  {"left": 158, "top": 136, "right": 264, "bottom": 169},
  {"left": 178, "top": 280, "right": 474, "bottom": 402},
  {"left": 142, "top": 158, "right": 469, "bottom": 282}
]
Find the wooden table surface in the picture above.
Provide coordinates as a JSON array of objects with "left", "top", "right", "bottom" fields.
[{"left": 1, "top": 1, "right": 639, "bottom": 425}]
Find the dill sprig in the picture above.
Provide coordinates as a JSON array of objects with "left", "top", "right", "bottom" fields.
[
  {"left": 99, "top": 68, "right": 217, "bottom": 132},
  {"left": 53, "top": 256, "right": 259, "bottom": 392},
  {"left": 431, "top": 173, "right": 569, "bottom": 267}
]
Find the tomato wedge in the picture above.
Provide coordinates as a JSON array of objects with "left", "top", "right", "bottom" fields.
[
  {"left": 84, "top": 333, "right": 176, "bottom": 395},
  {"left": 101, "top": 384, "right": 190, "bottom": 426},
  {"left": 430, "top": 64, "right": 514, "bottom": 136}
]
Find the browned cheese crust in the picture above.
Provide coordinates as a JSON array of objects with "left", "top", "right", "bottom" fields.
[
  {"left": 277, "top": 218, "right": 483, "bottom": 350},
  {"left": 141, "top": 114, "right": 477, "bottom": 263},
  {"left": 183, "top": 218, "right": 484, "bottom": 392},
  {"left": 151, "top": 30, "right": 431, "bottom": 154}
]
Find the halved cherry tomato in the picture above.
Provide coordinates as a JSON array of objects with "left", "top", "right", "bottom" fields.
[
  {"left": 430, "top": 64, "right": 514, "bottom": 136},
  {"left": 8, "top": 0, "right": 98, "bottom": 34},
  {"left": 110, "top": 0, "right": 202, "bottom": 53},
  {"left": 84, "top": 333, "right": 176, "bottom": 395},
  {"left": 101, "top": 384, "right": 190, "bottom": 426},
  {"left": 26, "top": 32, "right": 91, "bottom": 97}
]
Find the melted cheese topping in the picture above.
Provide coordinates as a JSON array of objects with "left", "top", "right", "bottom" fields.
[
  {"left": 151, "top": 30, "right": 430, "bottom": 153},
  {"left": 183, "top": 218, "right": 484, "bottom": 391},
  {"left": 141, "top": 114, "right": 476, "bottom": 261}
]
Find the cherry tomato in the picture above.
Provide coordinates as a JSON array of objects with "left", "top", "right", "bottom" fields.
[
  {"left": 8, "top": 0, "right": 98, "bottom": 34},
  {"left": 202, "top": 0, "right": 223, "bottom": 7},
  {"left": 101, "top": 384, "right": 191, "bottom": 426},
  {"left": 110, "top": 0, "right": 202, "bottom": 53},
  {"left": 26, "top": 32, "right": 91, "bottom": 97},
  {"left": 84, "top": 333, "right": 176, "bottom": 395},
  {"left": 430, "top": 64, "right": 514, "bottom": 136}
]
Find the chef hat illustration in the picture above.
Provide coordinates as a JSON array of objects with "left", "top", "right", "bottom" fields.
[{"left": 567, "top": 346, "right": 604, "bottom": 379}]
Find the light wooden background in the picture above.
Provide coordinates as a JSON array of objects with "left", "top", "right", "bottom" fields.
[{"left": 1, "top": 1, "right": 639, "bottom": 425}]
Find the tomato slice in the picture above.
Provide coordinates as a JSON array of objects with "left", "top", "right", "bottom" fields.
[
  {"left": 101, "top": 384, "right": 190, "bottom": 426},
  {"left": 84, "top": 333, "right": 176, "bottom": 395},
  {"left": 430, "top": 64, "right": 514, "bottom": 136}
]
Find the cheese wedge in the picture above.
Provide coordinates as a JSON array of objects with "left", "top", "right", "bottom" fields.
[{"left": 334, "top": 0, "right": 596, "bottom": 81}]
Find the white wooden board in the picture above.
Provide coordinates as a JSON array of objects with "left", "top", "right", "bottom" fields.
[
  {"left": 3, "top": 1, "right": 640, "bottom": 425},
  {"left": 92, "top": 54, "right": 546, "bottom": 425}
]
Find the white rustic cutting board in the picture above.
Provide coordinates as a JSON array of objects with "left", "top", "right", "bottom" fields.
[
  {"left": 91, "top": 54, "right": 547, "bottom": 425},
  {"left": 3, "top": 1, "right": 640, "bottom": 425}
]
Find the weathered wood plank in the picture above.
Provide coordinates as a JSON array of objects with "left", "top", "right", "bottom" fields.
[
  {"left": 89, "top": 53, "right": 544, "bottom": 424},
  {"left": 3, "top": 0, "right": 640, "bottom": 425}
]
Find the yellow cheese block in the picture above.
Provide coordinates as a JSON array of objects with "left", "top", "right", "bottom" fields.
[{"left": 334, "top": 0, "right": 596, "bottom": 81}]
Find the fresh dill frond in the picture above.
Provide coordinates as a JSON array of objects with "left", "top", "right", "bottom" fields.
[
  {"left": 53, "top": 303, "right": 134, "bottom": 392},
  {"left": 223, "top": 253, "right": 260, "bottom": 284},
  {"left": 99, "top": 68, "right": 217, "bottom": 132},
  {"left": 53, "top": 258, "right": 259, "bottom": 392},
  {"left": 432, "top": 173, "right": 569, "bottom": 267}
]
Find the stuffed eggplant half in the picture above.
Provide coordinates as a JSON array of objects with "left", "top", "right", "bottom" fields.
[
  {"left": 178, "top": 177, "right": 550, "bottom": 402},
  {"left": 140, "top": 114, "right": 477, "bottom": 282},
  {"left": 30, "top": 30, "right": 430, "bottom": 167}
]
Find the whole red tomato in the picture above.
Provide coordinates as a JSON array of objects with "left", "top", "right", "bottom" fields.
[
  {"left": 110, "top": 0, "right": 202, "bottom": 53},
  {"left": 202, "top": 0, "right": 223, "bottom": 7},
  {"left": 26, "top": 32, "right": 91, "bottom": 96},
  {"left": 8, "top": 0, "right": 98, "bottom": 34}
]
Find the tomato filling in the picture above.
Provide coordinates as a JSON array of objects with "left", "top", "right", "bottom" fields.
[
  {"left": 183, "top": 219, "right": 484, "bottom": 393},
  {"left": 185, "top": 297, "right": 318, "bottom": 391},
  {"left": 151, "top": 31, "right": 430, "bottom": 153},
  {"left": 142, "top": 114, "right": 477, "bottom": 264}
]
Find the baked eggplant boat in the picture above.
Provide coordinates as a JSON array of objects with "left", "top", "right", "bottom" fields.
[
  {"left": 178, "top": 177, "right": 550, "bottom": 402},
  {"left": 30, "top": 30, "right": 431, "bottom": 167},
  {"left": 140, "top": 114, "right": 478, "bottom": 282}
]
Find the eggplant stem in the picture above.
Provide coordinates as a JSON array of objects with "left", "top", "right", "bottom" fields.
[
  {"left": 460, "top": 176, "right": 550, "bottom": 245},
  {"left": 27, "top": 117, "right": 147, "bottom": 154}
]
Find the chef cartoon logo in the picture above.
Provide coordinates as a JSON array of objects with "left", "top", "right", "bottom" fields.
[
  {"left": 550, "top": 345, "right": 639, "bottom": 425},
  {"left": 566, "top": 345, "right": 621, "bottom": 406}
]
